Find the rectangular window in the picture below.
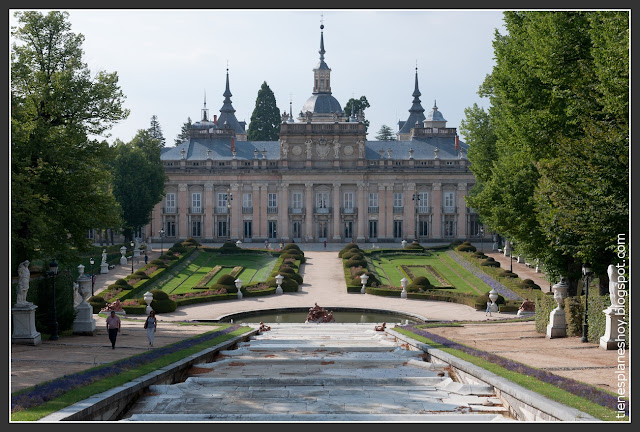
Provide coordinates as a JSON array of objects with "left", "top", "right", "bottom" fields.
[
  {"left": 166, "top": 220, "right": 176, "bottom": 237},
  {"left": 217, "top": 192, "right": 228, "bottom": 208},
  {"left": 292, "top": 192, "right": 303, "bottom": 210},
  {"left": 368, "top": 192, "right": 378, "bottom": 208},
  {"left": 418, "top": 218, "right": 429, "bottom": 237},
  {"left": 444, "top": 215, "right": 456, "bottom": 237},
  {"left": 243, "top": 220, "right": 252, "bottom": 238},
  {"left": 292, "top": 221, "right": 302, "bottom": 239},
  {"left": 316, "top": 192, "right": 329, "bottom": 213},
  {"left": 418, "top": 191, "right": 429, "bottom": 211},
  {"left": 166, "top": 193, "right": 175, "bottom": 210},
  {"left": 369, "top": 220, "right": 378, "bottom": 239},
  {"left": 343, "top": 192, "right": 354, "bottom": 210},
  {"left": 393, "top": 220, "right": 403, "bottom": 239},
  {"left": 217, "top": 220, "right": 228, "bottom": 238},
  {"left": 268, "top": 193, "right": 277, "bottom": 208},
  {"left": 318, "top": 221, "right": 328, "bottom": 239},
  {"left": 191, "top": 219, "right": 201, "bottom": 237},
  {"left": 268, "top": 220, "right": 277, "bottom": 239},
  {"left": 393, "top": 192, "right": 403, "bottom": 208},
  {"left": 444, "top": 191, "right": 455, "bottom": 208},
  {"left": 192, "top": 192, "right": 201, "bottom": 210},
  {"left": 243, "top": 193, "right": 252, "bottom": 208}
]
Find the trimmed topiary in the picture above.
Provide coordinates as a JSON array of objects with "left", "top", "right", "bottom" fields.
[
  {"left": 342, "top": 250, "right": 364, "bottom": 260},
  {"left": 282, "top": 243, "right": 301, "bottom": 252},
  {"left": 217, "top": 274, "right": 236, "bottom": 286},
  {"left": 88, "top": 295, "right": 107, "bottom": 314},
  {"left": 345, "top": 257, "right": 367, "bottom": 268},
  {"left": 150, "top": 259, "right": 167, "bottom": 267},
  {"left": 149, "top": 289, "right": 177, "bottom": 313},
  {"left": 481, "top": 258, "right": 500, "bottom": 267},
  {"left": 338, "top": 243, "right": 360, "bottom": 258},
  {"left": 407, "top": 276, "right": 433, "bottom": 291},
  {"left": 134, "top": 270, "right": 150, "bottom": 279},
  {"left": 499, "top": 269, "right": 518, "bottom": 278},
  {"left": 456, "top": 242, "right": 477, "bottom": 252},
  {"left": 266, "top": 275, "right": 298, "bottom": 292},
  {"left": 351, "top": 271, "right": 380, "bottom": 287},
  {"left": 183, "top": 237, "right": 201, "bottom": 247}
]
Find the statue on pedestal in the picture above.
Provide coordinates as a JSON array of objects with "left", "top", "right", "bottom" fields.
[
  {"left": 16, "top": 260, "right": 31, "bottom": 306},
  {"left": 305, "top": 303, "right": 336, "bottom": 323}
]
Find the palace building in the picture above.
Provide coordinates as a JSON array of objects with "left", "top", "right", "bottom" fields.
[{"left": 145, "top": 24, "right": 484, "bottom": 245}]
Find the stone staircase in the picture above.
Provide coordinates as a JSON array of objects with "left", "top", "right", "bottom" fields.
[{"left": 121, "top": 324, "right": 513, "bottom": 422}]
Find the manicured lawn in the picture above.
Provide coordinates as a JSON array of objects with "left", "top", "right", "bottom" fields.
[
  {"left": 157, "top": 252, "right": 279, "bottom": 295},
  {"left": 369, "top": 252, "right": 493, "bottom": 295}
]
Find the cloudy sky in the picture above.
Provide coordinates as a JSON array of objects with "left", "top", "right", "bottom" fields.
[{"left": 10, "top": 9, "right": 507, "bottom": 144}]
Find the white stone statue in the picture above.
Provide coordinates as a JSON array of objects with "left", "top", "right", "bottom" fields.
[
  {"left": 16, "top": 260, "right": 31, "bottom": 305},
  {"left": 333, "top": 140, "right": 341, "bottom": 158},
  {"left": 607, "top": 264, "right": 619, "bottom": 309},
  {"left": 101, "top": 249, "right": 107, "bottom": 265},
  {"left": 281, "top": 140, "right": 288, "bottom": 157},
  {"left": 73, "top": 282, "right": 82, "bottom": 308},
  {"left": 305, "top": 140, "right": 313, "bottom": 159},
  {"left": 358, "top": 140, "right": 365, "bottom": 158}
]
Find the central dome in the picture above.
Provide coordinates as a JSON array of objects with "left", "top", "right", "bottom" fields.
[{"left": 301, "top": 93, "right": 343, "bottom": 116}]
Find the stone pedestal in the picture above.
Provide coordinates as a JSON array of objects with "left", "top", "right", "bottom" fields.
[
  {"left": 73, "top": 275, "right": 96, "bottom": 335},
  {"left": 12, "top": 304, "right": 41, "bottom": 345},
  {"left": 100, "top": 263, "right": 109, "bottom": 274},
  {"left": 517, "top": 310, "right": 535, "bottom": 318},
  {"left": 600, "top": 307, "right": 626, "bottom": 350},
  {"left": 134, "top": 248, "right": 141, "bottom": 258},
  {"left": 546, "top": 308, "right": 567, "bottom": 338},
  {"left": 275, "top": 286, "right": 283, "bottom": 295},
  {"left": 120, "top": 246, "right": 127, "bottom": 265}
]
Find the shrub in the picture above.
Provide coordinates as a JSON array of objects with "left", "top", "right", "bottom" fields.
[
  {"left": 114, "top": 279, "right": 130, "bottom": 287},
  {"left": 499, "top": 269, "right": 518, "bottom": 278},
  {"left": 169, "top": 245, "right": 187, "bottom": 254},
  {"left": 344, "top": 257, "right": 367, "bottom": 268},
  {"left": 183, "top": 237, "right": 201, "bottom": 247},
  {"left": 351, "top": 271, "right": 380, "bottom": 287},
  {"left": 449, "top": 240, "right": 463, "bottom": 248},
  {"left": 481, "top": 258, "right": 500, "bottom": 267},
  {"left": 471, "top": 251, "right": 487, "bottom": 259},
  {"left": 217, "top": 274, "right": 236, "bottom": 286},
  {"left": 148, "top": 289, "right": 177, "bottom": 313},
  {"left": 456, "top": 242, "right": 477, "bottom": 252},
  {"left": 405, "top": 241, "right": 425, "bottom": 251},
  {"left": 134, "top": 270, "right": 150, "bottom": 279},
  {"left": 282, "top": 243, "right": 301, "bottom": 252},
  {"left": 339, "top": 243, "right": 360, "bottom": 258},
  {"left": 88, "top": 295, "right": 107, "bottom": 314},
  {"left": 519, "top": 279, "right": 541, "bottom": 290},
  {"left": 150, "top": 259, "right": 167, "bottom": 267},
  {"left": 342, "top": 250, "right": 364, "bottom": 260},
  {"left": 408, "top": 276, "right": 433, "bottom": 291}
]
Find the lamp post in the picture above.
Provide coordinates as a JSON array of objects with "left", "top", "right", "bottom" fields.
[
  {"left": 48, "top": 259, "right": 59, "bottom": 340},
  {"left": 479, "top": 227, "right": 484, "bottom": 252},
  {"left": 89, "top": 257, "right": 95, "bottom": 296},
  {"left": 159, "top": 228, "right": 165, "bottom": 255},
  {"left": 130, "top": 241, "right": 135, "bottom": 274},
  {"left": 581, "top": 263, "right": 592, "bottom": 343}
]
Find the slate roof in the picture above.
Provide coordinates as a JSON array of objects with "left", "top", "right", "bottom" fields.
[
  {"left": 161, "top": 136, "right": 467, "bottom": 161},
  {"left": 301, "top": 93, "right": 344, "bottom": 115}
]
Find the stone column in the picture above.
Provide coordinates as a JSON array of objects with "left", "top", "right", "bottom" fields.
[
  {"left": 357, "top": 181, "right": 367, "bottom": 242},
  {"left": 406, "top": 183, "right": 416, "bottom": 240},
  {"left": 230, "top": 183, "right": 241, "bottom": 241},
  {"left": 378, "top": 184, "right": 387, "bottom": 240},
  {"left": 432, "top": 183, "right": 442, "bottom": 239},
  {"left": 332, "top": 182, "right": 341, "bottom": 241},
  {"left": 385, "top": 183, "right": 394, "bottom": 240},
  {"left": 204, "top": 183, "right": 214, "bottom": 240},
  {"left": 279, "top": 182, "right": 290, "bottom": 241},
  {"left": 457, "top": 183, "right": 467, "bottom": 240},
  {"left": 178, "top": 183, "right": 188, "bottom": 240},
  {"left": 260, "top": 183, "right": 269, "bottom": 240},
  {"left": 252, "top": 183, "right": 261, "bottom": 238},
  {"left": 305, "top": 183, "right": 314, "bottom": 242}
]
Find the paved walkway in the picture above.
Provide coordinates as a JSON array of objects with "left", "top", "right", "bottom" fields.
[{"left": 10, "top": 244, "right": 628, "bottom": 401}]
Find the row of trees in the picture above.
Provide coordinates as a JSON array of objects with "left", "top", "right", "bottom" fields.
[
  {"left": 461, "top": 11, "right": 629, "bottom": 295},
  {"left": 11, "top": 11, "right": 166, "bottom": 274}
]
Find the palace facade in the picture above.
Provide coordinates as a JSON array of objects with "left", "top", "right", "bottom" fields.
[{"left": 145, "top": 25, "right": 485, "bottom": 245}]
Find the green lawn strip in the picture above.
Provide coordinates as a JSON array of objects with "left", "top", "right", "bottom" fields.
[
  {"left": 251, "top": 256, "right": 279, "bottom": 282},
  {"left": 170, "top": 254, "right": 220, "bottom": 294},
  {"left": 436, "top": 253, "right": 490, "bottom": 295},
  {"left": 11, "top": 325, "right": 252, "bottom": 421},
  {"left": 238, "top": 267, "right": 258, "bottom": 284},
  {"left": 393, "top": 327, "right": 623, "bottom": 421},
  {"left": 162, "top": 253, "right": 214, "bottom": 294},
  {"left": 369, "top": 257, "right": 391, "bottom": 285}
]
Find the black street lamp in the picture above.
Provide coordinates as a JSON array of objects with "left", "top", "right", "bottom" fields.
[
  {"left": 130, "top": 240, "right": 135, "bottom": 274},
  {"left": 159, "top": 228, "right": 165, "bottom": 255},
  {"left": 89, "top": 257, "right": 95, "bottom": 296},
  {"left": 479, "top": 227, "right": 485, "bottom": 252},
  {"left": 509, "top": 240, "right": 513, "bottom": 273},
  {"left": 581, "top": 263, "right": 592, "bottom": 343},
  {"left": 47, "top": 259, "right": 59, "bottom": 340}
]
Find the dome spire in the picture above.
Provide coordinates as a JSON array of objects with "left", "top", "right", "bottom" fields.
[
  {"left": 319, "top": 17, "right": 325, "bottom": 62},
  {"left": 201, "top": 89, "right": 209, "bottom": 121}
]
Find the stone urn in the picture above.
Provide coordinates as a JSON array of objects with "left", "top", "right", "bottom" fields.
[
  {"left": 488, "top": 289, "right": 499, "bottom": 312},
  {"left": 547, "top": 279, "right": 569, "bottom": 339}
]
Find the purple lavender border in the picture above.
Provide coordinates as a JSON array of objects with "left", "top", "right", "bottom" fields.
[{"left": 447, "top": 250, "right": 521, "bottom": 300}]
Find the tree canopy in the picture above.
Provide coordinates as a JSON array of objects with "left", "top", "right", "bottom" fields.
[
  {"left": 375, "top": 124, "right": 396, "bottom": 141},
  {"left": 247, "top": 82, "right": 280, "bottom": 141},
  {"left": 110, "top": 130, "right": 167, "bottom": 241},
  {"left": 11, "top": 10, "right": 128, "bottom": 270},
  {"left": 344, "top": 96, "right": 370, "bottom": 131},
  {"left": 175, "top": 117, "right": 192, "bottom": 145},
  {"left": 148, "top": 115, "right": 166, "bottom": 147},
  {"left": 464, "top": 11, "right": 629, "bottom": 292}
]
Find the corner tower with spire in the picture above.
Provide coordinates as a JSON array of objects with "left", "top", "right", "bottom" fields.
[{"left": 216, "top": 67, "right": 247, "bottom": 140}]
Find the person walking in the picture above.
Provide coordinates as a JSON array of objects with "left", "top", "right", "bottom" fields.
[
  {"left": 144, "top": 310, "right": 157, "bottom": 347},
  {"left": 144, "top": 253, "right": 148, "bottom": 265},
  {"left": 486, "top": 300, "right": 492, "bottom": 317},
  {"left": 106, "top": 310, "right": 121, "bottom": 349}
]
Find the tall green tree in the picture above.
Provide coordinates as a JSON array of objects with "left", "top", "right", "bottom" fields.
[
  {"left": 464, "top": 11, "right": 629, "bottom": 293},
  {"left": 148, "top": 114, "right": 166, "bottom": 147},
  {"left": 11, "top": 11, "right": 128, "bottom": 271},
  {"left": 175, "top": 117, "right": 192, "bottom": 145},
  {"left": 110, "top": 130, "right": 167, "bottom": 241},
  {"left": 247, "top": 82, "right": 280, "bottom": 141},
  {"left": 375, "top": 124, "right": 396, "bottom": 141},
  {"left": 344, "top": 96, "right": 370, "bottom": 131}
]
